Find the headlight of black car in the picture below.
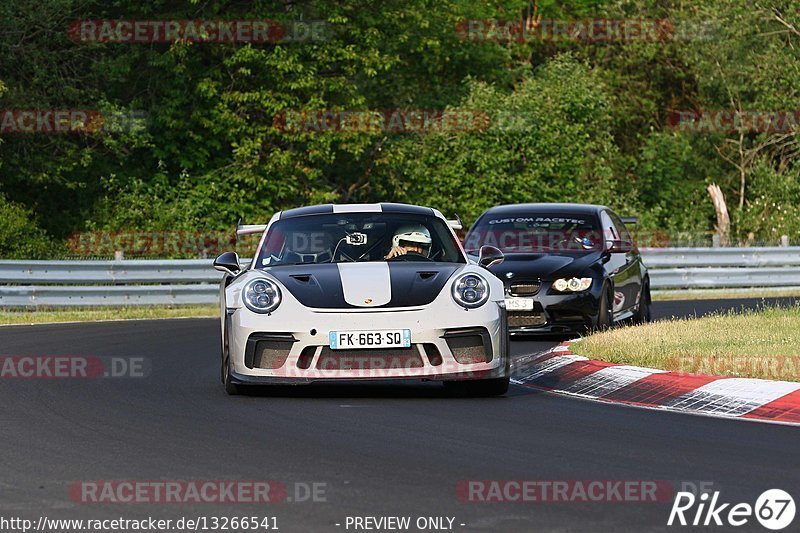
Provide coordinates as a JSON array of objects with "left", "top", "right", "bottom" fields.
[{"left": 552, "top": 277, "right": 593, "bottom": 293}]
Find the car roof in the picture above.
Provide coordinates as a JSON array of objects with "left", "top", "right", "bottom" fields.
[
  {"left": 279, "top": 203, "right": 436, "bottom": 219},
  {"left": 479, "top": 203, "right": 608, "bottom": 217}
]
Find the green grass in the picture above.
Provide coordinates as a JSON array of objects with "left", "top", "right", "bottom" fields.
[
  {"left": 572, "top": 305, "right": 800, "bottom": 382},
  {"left": 0, "top": 305, "right": 219, "bottom": 325}
]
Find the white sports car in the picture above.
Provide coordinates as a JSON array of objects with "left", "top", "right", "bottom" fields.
[{"left": 213, "top": 203, "right": 509, "bottom": 396}]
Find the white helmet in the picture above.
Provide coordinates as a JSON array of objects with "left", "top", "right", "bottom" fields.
[{"left": 392, "top": 225, "right": 432, "bottom": 255}]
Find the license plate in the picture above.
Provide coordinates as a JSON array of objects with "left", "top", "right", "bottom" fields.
[
  {"left": 329, "top": 329, "right": 411, "bottom": 350},
  {"left": 505, "top": 297, "right": 535, "bottom": 311}
]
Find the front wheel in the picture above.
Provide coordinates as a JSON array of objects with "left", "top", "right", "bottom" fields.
[
  {"left": 222, "top": 356, "right": 240, "bottom": 395},
  {"left": 593, "top": 286, "right": 613, "bottom": 331},
  {"left": 634, "top": 281, "right": 652, "bottom": 324},
  {"left": 444, "top": 377, "right": 509, "bottom": 397}
]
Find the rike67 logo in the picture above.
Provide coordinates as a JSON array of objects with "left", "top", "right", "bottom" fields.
[{"left": 668, "top": 489, "right": 795, "bottom": 530}]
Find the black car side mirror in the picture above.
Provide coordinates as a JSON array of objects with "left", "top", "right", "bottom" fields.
[
  {"left": 478, "top": 245, "right": 504, "bottom": 268},
  {"left": 214, "top": 251, "right": 241, "bottom": 276},
  {"left": 604, "top": 240, "right": 631, "bottom": 254}
]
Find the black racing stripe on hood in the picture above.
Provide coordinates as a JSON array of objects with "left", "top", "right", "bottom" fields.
[
  {"left": 268, "top": 264, "right": 351, "bottom": 308},
  {"left": 267, "top": 262, "right": 460, "bottom": 309},
  {"left": 387, "top": 263, "right": 460, "bottom": 307}
]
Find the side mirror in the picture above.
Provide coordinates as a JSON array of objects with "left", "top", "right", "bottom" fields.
[
  {"left": 478, "top": 245, "right": 504, "bottom": 268},
  {"left": 604, "top": 240, "right": 631, "bottom": 254},
  {"left": 214, "top": 251, "right": 241, "bottom": 276}
]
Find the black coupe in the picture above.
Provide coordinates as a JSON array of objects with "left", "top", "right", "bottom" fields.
[{"left": 464, "top": 203, "right": 651, "bottom": 335}]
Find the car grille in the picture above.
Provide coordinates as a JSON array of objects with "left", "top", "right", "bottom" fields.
[
  {"left": 508, "top": 312, "right": 547, "bottom": 327},
  {"left": 508, "top": 281, "right": 541, "bottom": 296},
  {"left": 316, "top": 346, "right": 424, "bottom": 370}
]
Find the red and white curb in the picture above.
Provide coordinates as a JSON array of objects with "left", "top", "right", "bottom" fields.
[{"left": 511, "top": 341, "right": 800, "bottom": 426}]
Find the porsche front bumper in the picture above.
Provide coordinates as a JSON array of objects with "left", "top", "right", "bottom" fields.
[{"left": 226, "top": 301, "right": 509, "bottom": 385}]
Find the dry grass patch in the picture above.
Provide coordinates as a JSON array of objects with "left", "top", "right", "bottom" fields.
[
  {"left": 0, "top": 305, "right": 218, "bottom": 325},
  {"left": 571, "top": 306, "right": 800, "bottom": 382}
]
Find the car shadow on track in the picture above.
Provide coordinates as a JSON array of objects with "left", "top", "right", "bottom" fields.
[{"left": 232, "top": 380, "right": 542, "bottom": 399}]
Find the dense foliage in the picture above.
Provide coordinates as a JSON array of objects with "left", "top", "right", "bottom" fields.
[{"left": 0, "top": 0, "right": 798, "bottom": 257}]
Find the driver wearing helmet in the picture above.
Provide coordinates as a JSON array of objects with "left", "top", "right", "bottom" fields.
[{"left": 384, "top": 225, "right": 432, "bottom": 259}]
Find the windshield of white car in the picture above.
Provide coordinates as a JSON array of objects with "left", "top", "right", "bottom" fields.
[
  {"left": 255, "top": 212, "right": 465, "bottom": 266},
  {"left": 465, "top": 213, "right": 603, "bottom": 253}
]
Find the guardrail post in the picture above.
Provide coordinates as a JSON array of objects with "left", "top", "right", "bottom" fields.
[
  {"left": 712, "top": 234, "right": 721, "bottom": 248},
  {"left": 114, "top": 250, "right": 125, "bottom": 261},
  {"left": 781, "top": 235, "right": 789, "bottom": 247}
]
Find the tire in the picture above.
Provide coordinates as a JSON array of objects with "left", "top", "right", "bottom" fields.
[
  {"left": 634, "top": 280, "right": 652, "bottom": 324},
  {"left": 220, "top": 314, "right": 229, "bottom": 384},
  {"left": 221, "top": 326, "right": 239, "bottom": 396},
  {"left": 444, "top": 377, "right": 509, "bottom": 397},
  {"left": 594, "top": 285, "right": 613, "bottom": 331},
  {"left": 222, "top": 356, "right": 240, "bottom": 395},
  {"left": 220, "top": 342, "right": 227, "bottom": 384},
  {"left": 220, "top": 314, "right": 239, "bottom": 394}
]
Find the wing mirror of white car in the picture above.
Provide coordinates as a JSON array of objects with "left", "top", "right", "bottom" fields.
[
  {"left": 478, "top": 245, "right": 504, "bottom": 269},
  {"left": 214, "top": 251, "right": 241, "bottom": 276}
]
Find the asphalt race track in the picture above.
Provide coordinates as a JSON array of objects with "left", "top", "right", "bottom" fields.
[{"left": 1, "top": 299, "right": 798, "bottom": 532}]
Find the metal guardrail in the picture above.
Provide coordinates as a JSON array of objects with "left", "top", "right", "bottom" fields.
[
  {"left": 641, "top": 247, "right": 800, "bottom": 290},
  {"left": 647, "top": 267, "right": 800, "bottom": 289},
  {"left": 641, "top": 247, "right": 800, "bottom": 268},
  {"left": 0, "top": 259, "right": 220, "bottom": 284},
  {"left": 0, "top": 260, "right": 220, "bottom": 307},
  {"left": 0, "top": 284, "right": 219, "bottom": 307},
  {"left": 1, "top": 247, "right": 800, "bottom": 307}
]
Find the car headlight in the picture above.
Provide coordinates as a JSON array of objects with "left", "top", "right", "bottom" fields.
[
  {"left": 452, "top": 273, "right": 490, "bottom": 309},
  {"left": 553, "top": 277, "right": 592, "bottom": 292},
  {"left": 243, "top": 278, "right": 282, "bottom": 314}
]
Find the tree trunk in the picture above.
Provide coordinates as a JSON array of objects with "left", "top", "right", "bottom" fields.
[{"left": 707, "top": 184, "right": 731, "bottom": 247}]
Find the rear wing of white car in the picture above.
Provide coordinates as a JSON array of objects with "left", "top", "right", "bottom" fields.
[
  {"left": 236, "top": 222, "right": 267, "bottom": 237},
  {"left": 446, "top": 214, "right": 463, "bottom": 231},
  {"left": 237, "top": 215, "right": 461, "bottom": 234}
]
